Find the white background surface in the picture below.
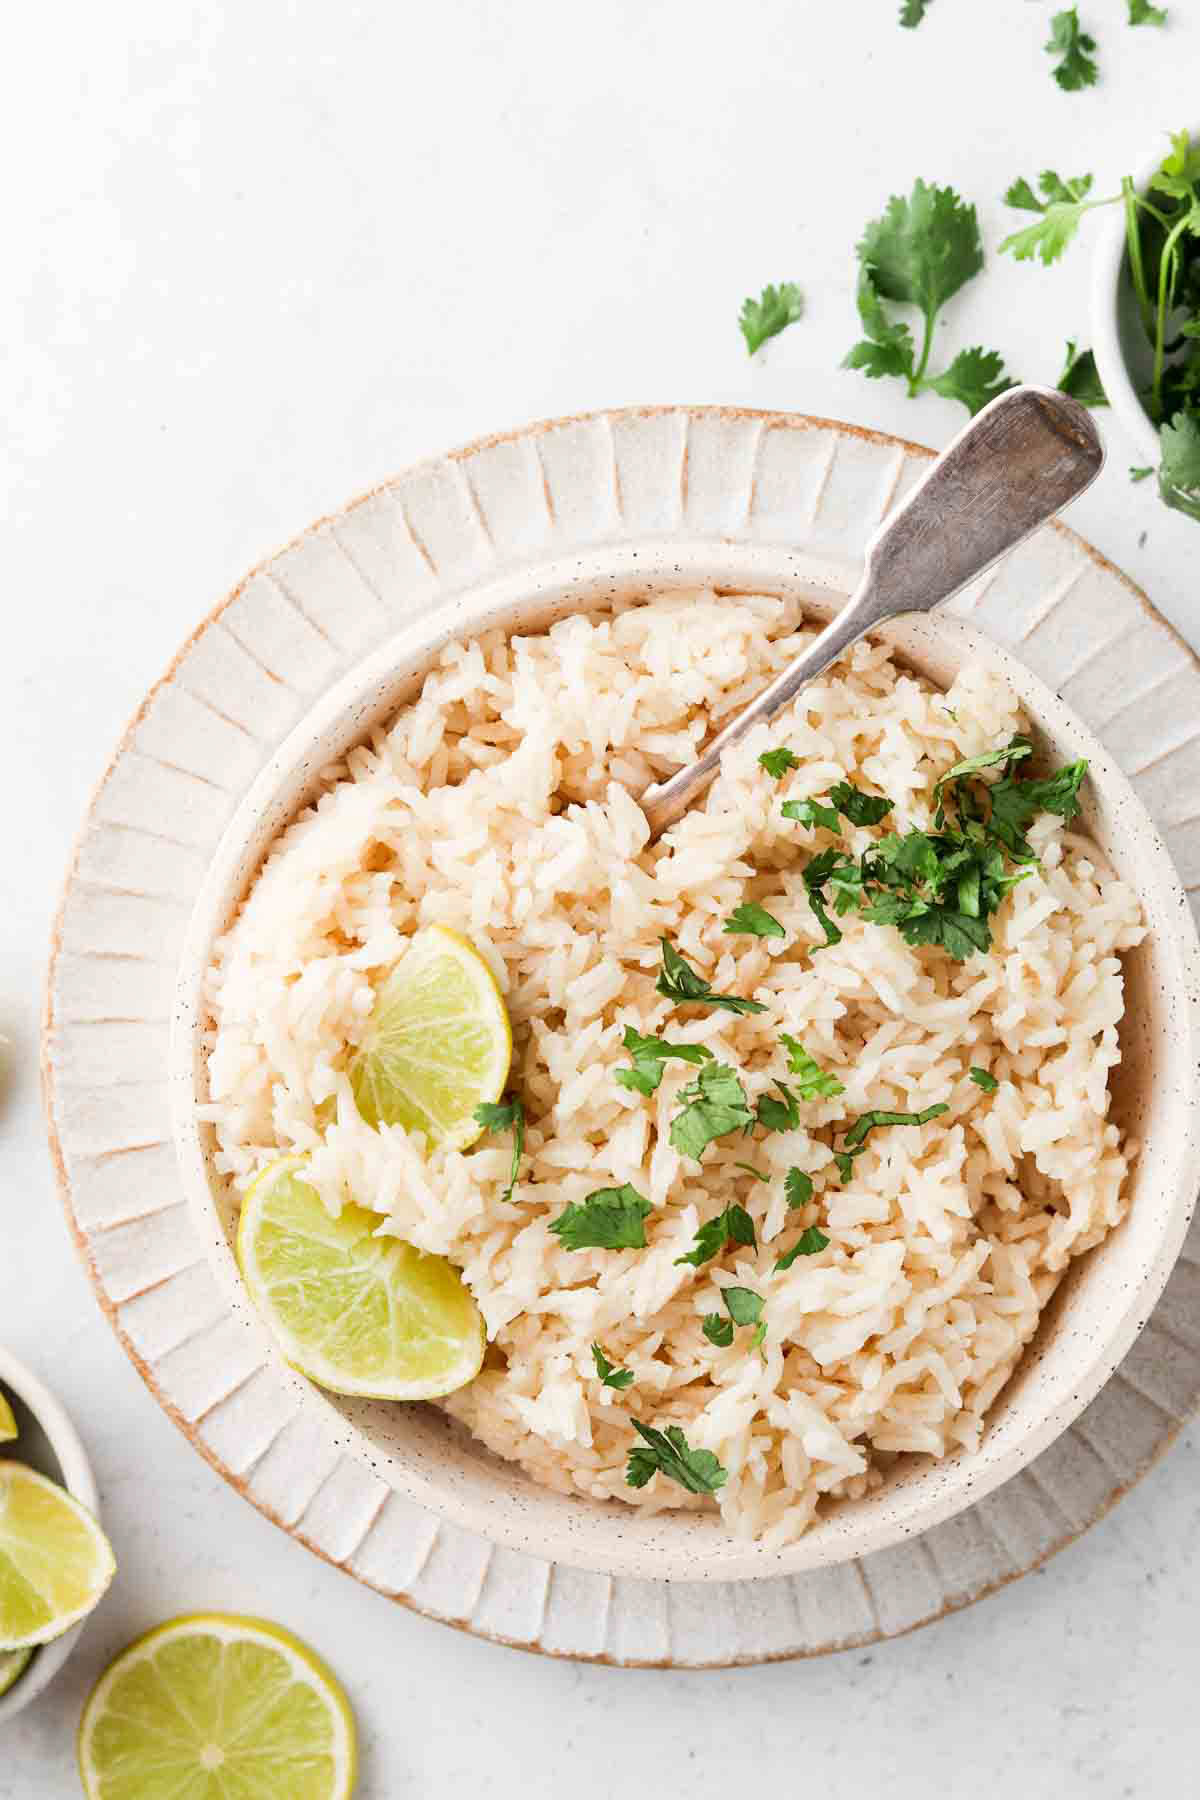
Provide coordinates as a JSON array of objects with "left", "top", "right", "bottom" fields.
[{"left": 3, "top": 2, "right": 1198, "bottom": 1793}]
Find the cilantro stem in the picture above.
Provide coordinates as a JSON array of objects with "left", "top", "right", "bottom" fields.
[
  {"left": 909, "top": 306, "right": 938, "bottom": 394},
  {"left": 1153, "top": 212, "right": 1192, "bottom": 422},
  {"left": 1123, "top": 178, "right": 1156, "bottom": 342}
]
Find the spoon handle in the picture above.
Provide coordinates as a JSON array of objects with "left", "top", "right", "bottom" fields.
[{"left": 640, "top": 387, "right": 1103, "bottom": 840}]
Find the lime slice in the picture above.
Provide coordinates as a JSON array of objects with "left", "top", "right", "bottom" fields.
[
  {"left": 0, "top": 1392, "right": 16, "bottom": 1443},
  {"left": 348, "top": 925, "right": 511, "bottom": 1146},
  {"left": 78, "top": 1613, "right": 356, "bottom": 1800},
  {"left": 0, "top": 1465, "right": 116, "bottom": 1650},
  {"left": 237, "top": 1160, "right": 485, "bottom": 1400},
  {"left": 0, "top": 1647, "right": 31, "bottom": 1697}
]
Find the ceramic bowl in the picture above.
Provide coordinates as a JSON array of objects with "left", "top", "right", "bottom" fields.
[
  {"left": 0, "top": 1347, "right": 102, "bottom": 1722},
  {"left": 170, "top": 536, "right": 1200, "bottom": 1585},
  {"left": 1090, "top": 131, "right": 1191, "bottom": 466}
]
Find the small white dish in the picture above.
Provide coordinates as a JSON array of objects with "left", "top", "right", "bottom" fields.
[
  {"left": 1090, "top": 131, "right": 1190, "bottom": 466},
  {"left": 0, "top": 1346, "right": 102, "bottom": 1722}
]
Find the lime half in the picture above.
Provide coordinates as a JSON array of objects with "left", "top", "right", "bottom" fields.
[
  {"left": 348, "top": 925, "right": 511, "bottom": 1146},
  {"left": 0, "top": 1465, "right": 116, "bottom": 1650},
  {"left": 0, "top": 1647, "right": 31, "bottom": 1697},
  {"left": 0, "top": 1392, "right": 16, "bottom": 1443},
  {"left": 78, "top": 1613, "right": 357, "bottom": 1800},
  {"left": 237, "top": 1160, "right": 485, "bottom": 1400}
]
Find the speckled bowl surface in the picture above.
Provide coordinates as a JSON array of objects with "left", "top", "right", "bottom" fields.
[
  {"left": 43, "top": 408, "right": 1200, "bottom": 1659},
  {"left": 0, "top": 1346, "right": 102, "bottom": 1721}
]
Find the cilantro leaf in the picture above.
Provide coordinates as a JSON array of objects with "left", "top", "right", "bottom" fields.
[
  {"left": 987, "top": 760, "right": 1088, "bottom": 858},
  {"left": 1000, "top": 170, "right": 1104, "bottom": 265},
  {"left": 626, "top": 1421, "right": 727, "bottom": 1495},
  {"left": 936, "top": 739, "right": 1032, "bottom": 795},
  {"left": 549, "top": 1184, "right": 651, "bottom": 1251},
  {"left": 1130, "top": 465, "right": 1153, "bottom": 482},
  {"left": 1057, "top": 341, "right": 1107, "bottom": 407},
  {"left": 656, "top": 938, "right": 767, "bottom": 1015},
  {"left": 857, "top": 179, "right": 983, "bottom": 322},
  {"left": 759, "top": 746, "right": 800, "bottom": 778},
  {"left": 675, "top": 1202, "right": 757, "bottom": 1268},
  {"left": 750, "top": 1321, "right": 767, "bottom": 1352},
  {"left": 739, "top": 282, "right": 803, "bottom": 355},
  {"left": 720, "top": 1286, "right": 763, "bottom": 1326},
  {"left": 754, "top": 1080, "right": 801, "bottom": 1135},
  {"left": 780, "top": 1036, "right": 846, "bottom": 1099},
  {"left": 841, "top": 1104, "right": 949, "bottom": 1152},
  {"left": 899, "top": 0, "right": 931, "bottom": 23},
  {"left": 615, "top": 1026, "right": 713, "bottom": 1097},
  {"left": 1159, "top": 412, "right": 1200, "bottom": 520},
  {"left": 828, "top": 780, "right": 894, "bottom": 827},
  {"left": 724, "top": 901, "right": 786, "bottom": 939},
  {"left": 782, "top": 796, "right": 842, "bottom": 831},
  {"left": 1046, "top": 9, "right": 1099, "bottom": 90},
  {"left": 670, "top": 1062, "right": 757, "bottom": 1161},
  {"left": 702, "top": 1313, "right": 734, "bottom": 1347},
  {"left": 591, "top": 1343, "right": 634, "bottom": 1390},
  {"left": 833, "top": 1151, "right": 856, "bottom": 1183},
  {"left": 474, "top": 1096, "right": 526, "bottom": 1203},
  {"left": 927, "top": 346, "right": 1017, "bottom": 417},
  {"left": 969, "top": 1067, "right": 999, "bottom": 1092},
  {"left": 1128, "top": 0, "right": 1166, "bottom": 22},
  {"left": 785, "top": 1168, "right": 815, "bottom": 1209},
  {"left": 775, "top": 1225, "right": 830, "bottom": 1270},
  {"left": 843, "top": 266, "right": 918, "bottom": 383},
  {"left": 803, "top": 849, "right": 860, "bottom": 948}
]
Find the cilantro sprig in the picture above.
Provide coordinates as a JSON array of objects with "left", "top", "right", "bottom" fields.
[
  {"left": 626, "top": 1422, "right": 727, "bottom": 1495},
  {"left": 1046, "top": 9, "right": 1099, "bottom": 90},
  {"left": 474, "top": 1096, "right": 526, "bottom": 1204},
  {"left": 739, "top": 282, "right": 804, "bottom": 355},
  {"left": 1000, "top": 171, "right": 1113, "bottom": 266},
  {"left": 844, "top": 180, "right": 1016, "bottom": 416}
]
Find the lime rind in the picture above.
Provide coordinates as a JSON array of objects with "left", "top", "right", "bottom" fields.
[
  {"left": 0, "top": 1646, "right": 32, "bottom": 1698},
  {"left": 78, "top": 1612, "right": 357, "bottom": 1800}
]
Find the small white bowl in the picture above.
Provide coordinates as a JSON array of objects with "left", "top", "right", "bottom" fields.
[
  {"left": 0, "top": 1347, "right": 102, "bottom": 1722},
  {"left": 1091, "top": 132, "right": 1186, "bottom": 466}
]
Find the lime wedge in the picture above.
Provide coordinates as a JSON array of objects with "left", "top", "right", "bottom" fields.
[
  {"left": 0, "top": 1465, "right": 116, "bottom": 1650},
  {"left": 237, "top": 1160, "right": 485, "bottom": 1400},
  {"left": 0, "top": 1392, "right": 16, "bottom": 1443},
  {"left": 78, "top": 1613, "right": 356, "bottom": 1800},
  {"left": 0, "top": 1647, "right": 31, "bottom": 1697},
  {"left": 348, "top": 925, "right": 511, "bottom": 1146}
]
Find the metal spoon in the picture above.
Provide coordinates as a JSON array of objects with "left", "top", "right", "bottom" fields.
[{"left": 640, "top": 386, "right": 1104, "bottom": 840}]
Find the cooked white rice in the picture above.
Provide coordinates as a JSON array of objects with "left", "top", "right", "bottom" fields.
[{"left": 202, "top": 590, "right": 1145, "bottom": 1547}]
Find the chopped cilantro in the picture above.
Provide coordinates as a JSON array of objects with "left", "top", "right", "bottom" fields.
[
  {"left": 1127, "top": 0, "right": 1166, "bottom": 22},
  {"left": 739, "top": 282, "right": 804, "bottom": 355},
  {"left": 591, "top": 1343, "right": 634, "bottom": 1390},
  {"left": 782, "top": 796, "right": 842, "bottom": 832},
  {"left": 1130, "top": 465, "right": 1153, "bottom": 482},
  {"left": 759, "top": 746, "right": 801, "bottom": 778},
  {"left": 724, "top": 901, "right": 786, "bottom": 939},
  {"left": 473, "top": 1096, "right": 526, "bottom": 1203},
  {"left": 615, "top": 1026, "right": 713, "bottom": 1097},
  {"left": 986, "top": 760, "right": 1087, "bottom": 858},
  {"left": 1046, "top": 9, "right": 1099, "bottom": 90},
  {"left": 675, "top": 1202, "right": 757, "bottom": 1268},
  {"left": 775, "top": 1225, "right": 830, "bottom": 1270},
  {"left": 844, "top": 180, "right": 1016, "bottom": 415},
  {"left": 834, "top": 1105, "right": 950, "bottom": 1180},
  {"left": 734, "top": 1162, "right": 769, "bottom": 1183},
  {"left": 626, "top": 1421, "right": 728, "bottom": 1495},
  {"left": 670, "top": 1062, "right": 757, "bottom": 1161},
  {"left": 1058, "top": 341, "right": 1107, "bottom": 407},
  {"left": 656, "top": 938, "right": 767, "bottom": 1015},
  {"left": 549, "top": 1185, "right": 652, "bottom": 1251},
  {"left": 755, "top": 1080, "right": 801, "bottom": 1135},
  {"left": 750, "top": 1321, "right": 767, "bottom": 1353},
  {"left": 785, "top": 1168, "right": 815, "bottom": 1209},
  {"left": 970, "top": 1067, "right": 1000, "bottom": 1092},
  {"left": 899, "top": 0, "right": 931, "bottom": 23},
  {"left": 828, "top": 781, "right": 894, "bottom": 827},
  {"left": 702, "top": 1313, "right": 734, "bottom": 1347},
  {"left": 780, "top": 1036, "right": 846, "bottom": 1099},
  {"left": 720, "top": 1286, "right": 764, "bottom": 1326}
]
